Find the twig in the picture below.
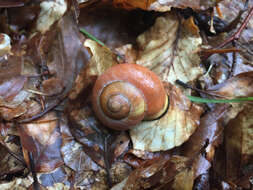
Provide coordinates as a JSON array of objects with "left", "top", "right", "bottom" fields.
[
  {"left": 201, "top": 6, "right": 253, "bottom": 60},
  {"left": 217, "top": 6, "right": 253, "bottom": 48}
]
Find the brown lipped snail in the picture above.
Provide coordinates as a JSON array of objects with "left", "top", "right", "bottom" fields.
[{"left": 92, "top": 64, "right": 168, "bottom": 130}]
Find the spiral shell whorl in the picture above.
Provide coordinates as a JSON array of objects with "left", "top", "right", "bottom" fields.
[
  {"left": 92, "top": 64, "right": 168, "bottom": 130},
  {"left": 100, "top": 81, "right": 146, "bottom": 121}
]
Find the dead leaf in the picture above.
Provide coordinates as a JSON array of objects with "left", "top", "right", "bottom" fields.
[
  {"left": 0, "top": 176, "right": 33, "bottom": 190},
  {"left": 36, "top": 0, "right": 67, "bottom": 34},
  {"left": 69, "top": 39, "right": 118, "bottom": 100},
  {"left": 207, "top": 71, "right": 253, "bottom": 98},
  {"left": 113, "top": 0, "right": 221, "bottom": 11},
  {"left": 60, "top": 117, "right": 100, "bottom": 172},
  {"left": 130, "top": 83, "right": 203, "bottom": 152},
  {"left": 181, "top": 104, "right": 228, "bottom": 157},
  {"left": 19, "top": 111, "right": 63, "bottom": 173},
  {"left": 121, "top": 155, "right": 193, "bottom": 190},
  {"left": 225, "top": 105, "right": 253, "bottom": 180},
  {"left": 172, "top": 167, "right": 194, "bottom": 190},
  {"left": 136, "top": 13, "right": 203, "bottom": 84}
]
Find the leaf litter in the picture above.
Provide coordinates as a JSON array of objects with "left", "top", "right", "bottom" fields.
[{"left": 0, "top": 0, "right": 253, "bottom": 189}]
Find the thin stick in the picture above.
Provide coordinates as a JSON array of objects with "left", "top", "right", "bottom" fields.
[{"left": 217, "top": 6, "right": 253, "bottom": 48}]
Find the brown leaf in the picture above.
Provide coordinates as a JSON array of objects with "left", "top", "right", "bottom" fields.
[
  {"left": 172, "top": 167, "right": 194, "bottom": 190},
  {"left": 181, "top": 105, "right": 229, "bottom": 157},
  {"left": 68, "top": 106, "right": 107, "bottom": 168},
  {"left": 135, "top": 13, "right": 203, "bottom": 85},
  {"left": 0, "top": 76, "right": 27, "bottom": 101},
  {"left": 207, "top": 71, "right": 253, "bottom": 98},
  {"left": 225, "top": 105, "right": 253, "bottom": 180},
  {"left": 19, "top": 111, "right": 63, "bottom": 172},
  {"left": 0, "top": 56, "right": 22, "bottom": 82},
  {"left": 0, "top": 143, "right": 25, "bottom": 180},
  {"left": 68, "top": 39, "right": 118, "bottom": 100},
  {"left": 44, "top": 11, "right": 90, "bottom": 98},
  {"left": 120, "top": 155, "right": 193, "bottom": 190},
  {"left": 60, "top": 117, "right": 100, "bottom": 172},
  {"left": 113, "top": 0, "right": 221, "bottom": 11},
  {"left": 42, "top": 77, "right": 64, "bottom": 96},
  {"left": 0, "top": 76, "right": 33, "bottom": 121},
  {"left": 36, "top": 0, "right": 67, "bottom": 34},
  {"left": 130, "top": 83, "right": 203, "bottom": 151}
]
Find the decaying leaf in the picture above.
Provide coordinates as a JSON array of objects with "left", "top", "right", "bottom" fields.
[
  {"left": 0, "top": 143, "right": 25, "bottom": 181},
  {"left": 84, "top": 39, "right": 118, "bottom": 76},
  {"left": 115, "top": 155, "right": 194, "bottom": 190},
  {"left": 207, "top": 71, "right": 253, "bottom": 98},
  {"left": 172, "top": 167, "right": 194, "bottom": 190},
  {"left": 136, "top": 13, "right": 203, "bottom": 84},
  {"left": 60, "top": 116, "right": 101, "bottom": 172},
  {"left": 130, "top": 83, "right": 203, "bottom": 152},
  {"left": 37, "top": 166, "right": 71, "bottom": 189},
  {"left": 113, "top": 0, "right": 222, "bottom": 11},
  {"left": 1, "top": 0, "right": 253, "bottom": 189},
  {"left": 69, "top": 38, "right": 118, "bottom": 100},
  {"left": 19, "top": 111, "right": 63, "bottom": 173},
  {"left": 0, "top": 76, "right": 36, "bottom": 121},
  {"left": 181, "top": 104, "right": 228, "bottom": 157},
  {"left": 36, "top": 0, "right": 67, "bottom": 34},
  {"left": 0, "top": 176, "right": 33, "bottom": 190}
]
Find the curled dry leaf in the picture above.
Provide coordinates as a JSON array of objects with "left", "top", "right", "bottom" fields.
[
  {"left": 136, "top": 13, "right": 203, "bottom": 84},
  {"left": 36, "top": 0, "right": 67, "bottom": 34},
  {"left": 69, "top": 39, "right": 117, "bottom": 100},
  {"left": 44, "top": 11, "right": 90, "bottom": 98},
  {"left": 84, "top": 39, "right": 118, "bottom": 77},
  {"left": 130, "top": 83, "right": 203, "bottom": 152}
]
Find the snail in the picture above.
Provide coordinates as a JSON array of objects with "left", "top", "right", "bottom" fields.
[{"left": 92, "top": 64, "right": 168, "bottom": 130}]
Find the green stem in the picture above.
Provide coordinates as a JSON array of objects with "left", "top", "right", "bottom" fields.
[
  {"left": 187, "top": 95, "right": 253, "bottom": 103},
  {"left": 80, "top": 28, "right": 105, "bottom": 47}
]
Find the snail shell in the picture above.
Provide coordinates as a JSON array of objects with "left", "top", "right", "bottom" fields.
[{"left": 92, "top": 64, "right": 168, "bottom": 130}]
